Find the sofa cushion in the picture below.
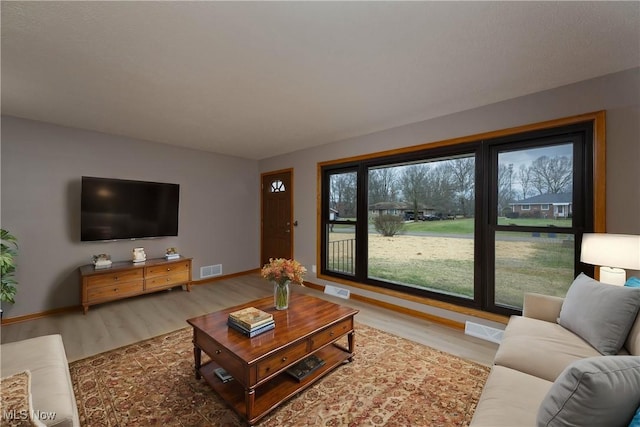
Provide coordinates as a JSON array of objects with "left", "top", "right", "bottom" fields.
[
  {"left": 627, "top": 309, "right": 640, "bottom": 356},
  {"left": 537, "top": 356, "right": 640, "bottom": 427},
  {"left": 559, "top": 273, "right": 640, "bottom": 355},
  {"left": 470, "top": 365, "right": 552, "bottom": 427},
  {"left": 0, "top": 370, "right": 46, "bottom": 427},
  {"left": 1, "top": 335, "right": 79, "bottom": 427},
  {"left": 494, "top": 315, "right": 601, "bottom": 382},
  {"left": 522, "top": 293, "right": 564, "bottom": 323}
]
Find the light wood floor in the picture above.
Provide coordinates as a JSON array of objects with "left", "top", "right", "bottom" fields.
[{"left": 0, "top": 273, "right": 498, "bottom": 365}]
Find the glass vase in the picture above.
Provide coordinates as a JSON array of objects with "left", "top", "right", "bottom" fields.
[{"left": 274, "top": 281, "right": 290, "bottom": 310}]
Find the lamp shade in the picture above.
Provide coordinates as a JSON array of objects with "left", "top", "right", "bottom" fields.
[{"left": 580, "top": 233, "right": 640, "bottom": 270}]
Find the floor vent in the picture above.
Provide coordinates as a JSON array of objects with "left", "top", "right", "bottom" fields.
[
  {"left": 200, "top": 264, "right": 222, "bottom": 279},
  {"left": 324, "top": 285, "right": 350, "bottom": 299},
  {"left": 464, "top": 321, "right": 504, "bottom": 344}
]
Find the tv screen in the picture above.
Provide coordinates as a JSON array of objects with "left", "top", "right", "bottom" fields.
[{"left": 81, "top": 176, "right": 179, "bottom": 242}]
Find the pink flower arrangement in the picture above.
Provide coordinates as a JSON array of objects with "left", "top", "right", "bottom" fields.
[{"left": 261, "top": 258, "right": 307, "bottom": 286}]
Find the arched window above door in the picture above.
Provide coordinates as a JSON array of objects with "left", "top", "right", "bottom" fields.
[{"left": 270, "top": 180, "right": 286, "bottom": 193}]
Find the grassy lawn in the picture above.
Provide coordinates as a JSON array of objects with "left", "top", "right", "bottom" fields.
[
  {"left": 402, "top": 217, "right": 572, "bottom": 234},
  {"left": 494, "top": 239, "right": 574, "bottom": 307},
  {"left": 328, "top": 230, "right": 575, "bottom": 310},
  {"left": 369, "top": 258, "right": 475, "bottom": 299},
  {"left": 403, "top": 218, "right": 474, "bottom": 234},
  {"left": 497, "top": 217, "right": 573, "bottom": 227},
  {"left": 367, "top": 237, "right": 573, "bottom": 309}
]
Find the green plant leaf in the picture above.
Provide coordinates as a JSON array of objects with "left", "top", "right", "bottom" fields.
[{"left": 0, "top": 228, "right": 18, "bottom": 303}]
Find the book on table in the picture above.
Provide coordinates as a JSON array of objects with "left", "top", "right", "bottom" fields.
[
  {"left": 228, "top": 307, "right": 273, "bottom": 330},
  {"left": 214, "top": 367, "right": 234, "bottom": 383},
  {"left": 227, "top": 319, "right": 275, "bottom": 337},
  {"left": 286, "top": 354, "right": 326, "bottom": 381}
]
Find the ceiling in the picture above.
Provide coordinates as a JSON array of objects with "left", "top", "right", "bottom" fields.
[{"left": 2, "top": 2, "right": 639, "bottom": 160}]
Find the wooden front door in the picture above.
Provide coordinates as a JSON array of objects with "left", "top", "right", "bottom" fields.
[{"left": 261, "top": 170, "right": 293, "bottom": 267}]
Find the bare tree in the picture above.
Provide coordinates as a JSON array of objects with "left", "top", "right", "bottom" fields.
[
  {"left": 497, "top": 163, "right": 514, "bottom": 215},
  {"left": 424, "top": 163, "right": 456, "bottom": 214},
  {"left": 330, "top": 172, "right": 357, "bottom": 218},
  {"left": 399, "top": 164, "right": 428, "bottom": 218},
  {"left": 530, "top": 155, "right": 572, "bottom": 195},
  {"left": 517, "top": 164, "right": 533, "bottom": 200},
  {"left": 447, "top": 158, "right": 475, "bottom": 217},
  {"left": 368, "top": 168, "right": 398, "bottom": 205}
]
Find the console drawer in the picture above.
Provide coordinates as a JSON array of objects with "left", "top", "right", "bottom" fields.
[
  {"left": 195, "top": 330, "right": 244, "bottom": 381},
  {"left": 85, "top": 269, "right": 143, "bottom": 287},
  {"left": 145, "top": 271, "right": 190, "bottom": 291},
  {"left": 144, "top": 261, "right": 190, "bottom": 279},
  {"left": 87, "top": 280, "right": 144, "bottom": 301},
  {"left": 257, "top": 341, "right": 308, "bottom": 381},
  {"left": 309, "top": 318, "right": 353, "bottom": 351}
]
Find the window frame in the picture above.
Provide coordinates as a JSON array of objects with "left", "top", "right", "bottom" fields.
[{"left": 317, "top": 112, "right": 606, "bottom": 320}]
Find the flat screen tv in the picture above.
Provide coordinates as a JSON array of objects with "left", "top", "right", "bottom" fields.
[{"left": 81, "top": 176, "right": 179, "bottom": 242}]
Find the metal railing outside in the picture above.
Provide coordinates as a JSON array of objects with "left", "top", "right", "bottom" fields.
[{"left": 327, "top": 238, "right": 355, "bottom": 275}]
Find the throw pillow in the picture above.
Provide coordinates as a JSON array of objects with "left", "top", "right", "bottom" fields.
[
  {"left": 558, "top": 273, "right": 640, "bottom": 355},
  {"left": 0, "top": 370, "right": 46, "bottom": 427},
  {"left": 626, "top": 277, "right": 640, "bottom": 288},
  {"left": 537, "top": 356, "right": 640, "bottom": 427}
]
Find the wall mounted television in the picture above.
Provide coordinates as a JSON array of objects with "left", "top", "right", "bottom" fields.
[{"left": 81, "top": 176, "right": 180, "bottom": 242}]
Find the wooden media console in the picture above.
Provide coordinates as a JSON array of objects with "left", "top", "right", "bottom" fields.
[{"left": 79, "top": 256, "right": 192, "bottom": 314}]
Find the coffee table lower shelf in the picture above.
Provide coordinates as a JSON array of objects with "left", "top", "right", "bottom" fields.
[{"left": 199, "top": 343, "right": 352, "bottom": 424}]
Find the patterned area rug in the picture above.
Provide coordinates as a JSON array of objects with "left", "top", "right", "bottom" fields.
[{"left": 69, "top": 324, "right": 489, "bottom": 426}]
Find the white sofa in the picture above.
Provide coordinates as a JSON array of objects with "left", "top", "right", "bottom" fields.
[
  {"left": 471, "top": 274, "right": 640, "bottom": 427},
  {"left": 1, "top": 334, "right": 80, "bottom": 427}
]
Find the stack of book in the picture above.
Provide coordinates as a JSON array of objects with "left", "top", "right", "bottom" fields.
[
  {"left": 165, "top": 247, "right": 179, "bottom": 260},
  {"left": 227, "top": 307, "right": 275, "bottom": 338}
]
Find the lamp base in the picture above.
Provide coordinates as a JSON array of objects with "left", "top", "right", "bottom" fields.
[{"left": 599, "top": 266, "right": 626, "bottom": 286}]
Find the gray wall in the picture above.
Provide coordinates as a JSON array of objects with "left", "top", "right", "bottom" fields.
[
  {"left": 2, "top": 68, "right": 638, "bottom": 324},
  {"left": 259, "top": 67, "right": 640, "bottom": 327},
  {"left": 1, "top": 117, "right": 260, "bottom": 318}
]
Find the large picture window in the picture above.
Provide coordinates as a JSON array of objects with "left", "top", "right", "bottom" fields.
[
  {"left": 366, "top": 154, "right": 476, "bottom": 301},
  {"left": 320, "top": 114, "right": 604, "bottom": 316}
]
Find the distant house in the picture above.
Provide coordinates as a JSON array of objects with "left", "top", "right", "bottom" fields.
[
  {"left": 368, "top": 202, "right": 408, "bottom": 217},
  {"left": 329, "top": 208, "right": 339, "bottom": 221},
  {"left": 368, "top": 202, "right": 435, "bottom": 220},
  {"left": 509, "top": 192, "right": 572, "bottom": 219}
]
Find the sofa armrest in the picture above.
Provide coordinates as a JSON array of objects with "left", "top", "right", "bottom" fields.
[{"left": 522, "top": 293, "right": 564, "bottom": 323}]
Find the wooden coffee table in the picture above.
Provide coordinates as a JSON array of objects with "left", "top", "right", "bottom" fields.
[{"left": 187, "top": 293, "right": 359, "bottom": 425}]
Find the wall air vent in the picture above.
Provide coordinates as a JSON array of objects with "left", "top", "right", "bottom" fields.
[
  {"left": 201, "top": 264, "right": 222, "bottom": 279},
  {"left": 464, "top": 321, "right": 504, "bottom": 344},
  {"left": 324, "top": 285, "right": 350, "bottom": 299}
]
